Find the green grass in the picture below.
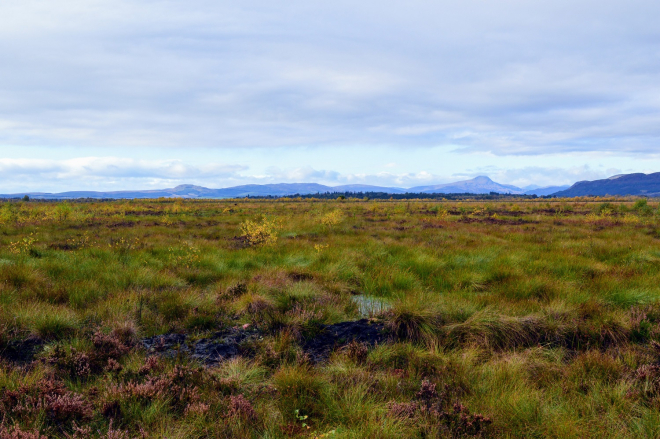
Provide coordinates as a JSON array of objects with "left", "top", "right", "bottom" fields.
[{"left": 2, "top": 197, "right": 660, "bottom": 437}]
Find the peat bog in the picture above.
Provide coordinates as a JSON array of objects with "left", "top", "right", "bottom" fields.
[{"left": 1, "top": 197, "right": 660, "bottom": 437}]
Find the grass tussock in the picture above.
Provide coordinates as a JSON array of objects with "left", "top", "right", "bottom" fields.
[{"left": 385, "top": 293, "right": 443, "bottom": 342}]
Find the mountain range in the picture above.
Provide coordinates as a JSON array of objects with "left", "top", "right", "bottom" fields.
[
  {"left": 0, "top": 176, "right": 570, "bottom": 199},
  {"left": 13, "top": 172, "right": 660, "bottom": 199}
]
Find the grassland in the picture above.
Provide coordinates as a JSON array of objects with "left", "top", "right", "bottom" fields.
[{"left": 1, "top": 197, "right": 660, "bottom": 438}]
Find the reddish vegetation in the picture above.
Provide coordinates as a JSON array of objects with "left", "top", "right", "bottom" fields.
[
  {"left": 0, "top": 424, "right": 47, "bottom": 439},
  {"left": 228, "top": 394, "right": 257, "bottom": 421},
  {"left": 388, "top": 381, "right": 492, "bottom": 437},
  {"left": 0, "top": 378, "right": 93, "bottom": 425}
]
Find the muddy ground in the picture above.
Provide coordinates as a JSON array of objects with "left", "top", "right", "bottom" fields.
[
  {"left": 2, "top": 319, "right": 387, "bottom": 366},
  {"left": 142, "top": 319, "right": 387, "bottom": 365}
]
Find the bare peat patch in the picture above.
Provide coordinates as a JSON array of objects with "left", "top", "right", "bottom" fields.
[{"left": 141, "top": 319, "right": 387, "bottom": 365}]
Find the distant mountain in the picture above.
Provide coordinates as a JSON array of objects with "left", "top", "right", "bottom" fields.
[
  {"left": 0, "top": 183, "right": 408, "bottom": 200},
  {"left": 0, "top": 183, "right": 335, "bottom": 200},
  {"left": 208, "top": 183, "right": 332, "bottom": 197},
  {"left": 552, "top": 173, "right": 660, "bottom": 197},
  {"left": 409, "top": 176, "right": 524, "bottom": 194},
  {"left": 524, "top": 185, "right": 570, "bottom": 196},
  {"left": 1, "top": 177, "right": 573, "bottom": 199}
]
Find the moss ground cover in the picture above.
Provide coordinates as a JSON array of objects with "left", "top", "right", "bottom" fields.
[{"left": 1, "top": 197, "right": 660, "bottom": 437}]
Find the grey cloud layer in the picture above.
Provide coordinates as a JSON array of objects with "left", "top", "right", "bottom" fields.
[{"left": 1, "top": 0, "right": 659, "bottom": 154}]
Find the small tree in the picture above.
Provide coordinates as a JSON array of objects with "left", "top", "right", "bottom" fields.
[{"left": 22, "top": 195, "right": 30, "bottom": 202}]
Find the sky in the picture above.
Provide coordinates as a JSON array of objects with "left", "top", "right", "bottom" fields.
[{"left": 1, "top": 0, "right": 660, "bottom": 192}]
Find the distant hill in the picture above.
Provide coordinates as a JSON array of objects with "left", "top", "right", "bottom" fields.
[
  {"left": 409, "top": 176, "right": 524, "bottom": 194},
  {"left": 0, "top": 183, "right": 406, "bottom": 200},
  {"left": 207, "top": 183, "right": 331, "bottom": 197},
  {"left": 524, "top": 185, "right": 570, "bottom": 196},
  {"left": 0, "top": 183, "right": 334, "bottom": 200},
  {"left": 552, "top": 173, "right": 660, "bottom": 197}
]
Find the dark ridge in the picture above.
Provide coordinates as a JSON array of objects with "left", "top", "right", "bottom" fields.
[{"left": 553, "top": 172, "right": 660, "bottom": 197}]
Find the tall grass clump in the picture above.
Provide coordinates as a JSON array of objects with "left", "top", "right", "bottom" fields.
[
  {"left": 384, "top": 293, "right": 442, "bottom": 343},
  {"left": 443, "top": 310, "right": 547, "bottom": 350},
  {"left": 14, "top": 303, "right": 79, "bottom": 339}
]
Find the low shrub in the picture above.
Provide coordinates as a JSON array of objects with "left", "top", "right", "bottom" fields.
[
  {"left": 0, "top": 424, "right": 47, "bottom": 439},
  {"left": 386, "top": 380, "right": 492, "bottom": 438},
  {"left": 0, "top": 377, "right": 93, "bottom": 426},
  {"left": 240, "top": 216, "right": 281, "bottom": 246}
]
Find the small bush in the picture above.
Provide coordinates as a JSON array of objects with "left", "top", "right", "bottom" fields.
[
  {"left": 320, "top": 210, "right": 344, "bottom": 228},
  {"left": 240, "top": 216, "right": 281, "bottom": 246},
  {"left": 8, "top": 234, "right": 37, "bottom": 256},
  {"left": 228, "top": 394, "right": 257, "bottom": 422},
  {"left": 343, "top": 340, "right": 369, "bottom": 364},
  {"left": 634, "top": 198, "right": 654, "bottom": 216}
]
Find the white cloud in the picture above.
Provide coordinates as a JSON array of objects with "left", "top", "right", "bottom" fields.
[
  {"left": 263, "top": 166, "right": 341, "bottom": 182},
  {"left": 462, "top": 165, "right": 625, "bottom": 188},
  {"left": 0, "top": 157, "right": 248, "bottom": 192}
]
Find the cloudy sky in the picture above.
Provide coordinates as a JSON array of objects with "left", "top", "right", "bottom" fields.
[{"left": 1, "top": 0, "right": 660, "bottom": 192}]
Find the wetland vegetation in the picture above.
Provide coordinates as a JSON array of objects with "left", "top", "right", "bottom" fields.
[{"left": 1, "top": 197, "right": 660, "bottom": 438}]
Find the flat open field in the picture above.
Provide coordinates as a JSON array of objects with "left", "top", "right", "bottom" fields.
[{"left": 2, "top": 198, "right": 660, "bottom": 438}]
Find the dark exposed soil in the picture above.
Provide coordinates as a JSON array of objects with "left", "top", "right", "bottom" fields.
[
  {"left": 141, "top": 326, "right": 261, "bottom": 365},
  {"left": 0, "top": 337, "right": 44, "bottom": 363},
  {"left": 141, "top": 333, "right": 188, "bottom": 357},
  {"left": 2, "top": 320, "right": 388, "bottom": 367},
  {"left": 287, "top": 271, "right": 314, "bottom": 282},
  {"left": 141, "top": 319, "right": 387, "bottom": 365},
  {"left": 123, "top": 210, "right": 165, "bottom": 216},
  {"left": 107, "top": 221, "right": 136, "bottom": 228},
  {"left": 421, "top": 222, "right": 444, "bottom": 229},
  {"left": 458, "top": 217, "right": 532, "bottom": 225},
  {"left": 302, "top": 319, "right": 387, "bottom": 362},
  {"left": 227, "top": 236, "right": 250, "bottom": 249},
  {"left": 49, "top": 243, "right": 78, "bottom": 251}
]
